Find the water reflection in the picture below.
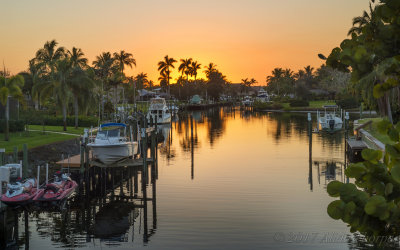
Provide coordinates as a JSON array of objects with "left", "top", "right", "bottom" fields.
[
  {"left": 0, "top": 163, "right": 158, "bottom": 249},
  {"left": 1, "top": 108, "right": 380, "bottom": 249}
]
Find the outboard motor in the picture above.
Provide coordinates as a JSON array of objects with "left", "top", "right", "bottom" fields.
[{"left": 329, "top": 119, "right": 335, "bottom": 130}]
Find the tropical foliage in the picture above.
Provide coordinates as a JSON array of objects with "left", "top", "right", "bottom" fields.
[{"left": 325, "top": 0, "right": 400, "bottom": 122}]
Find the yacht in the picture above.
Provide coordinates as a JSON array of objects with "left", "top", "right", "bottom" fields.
[
  {"left": 256, "top": 89, "right": 270, "bottom": 102},
  {"left": 87, "top": 123, "right": 138, "bottom": 165},
  {"left": 318, "top": 105, "right": 343, "bottom": 132},
  {"left": 147, "top": 97, "right": 171, "bottom": 124},
  {"left": 242, "top": 96, "right": 253, "bottom": 106}
]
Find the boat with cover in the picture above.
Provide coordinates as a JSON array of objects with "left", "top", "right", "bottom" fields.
[
  {"left": 33, "top": 172, "right": 77, "bottom": 202},
  {"left": 87, "top": 123, "right": 138, "bottom": 165},
  {"left": 256, "top": 89, "right": 270, "bottom": 103},
  {"left": 242, "top": 96, "right": 253, "bottom": 106},
  {"left": 0, "top": 178, "right": 37, "bottom": 206},
  {"left": 318, "top": 105, "right": 343, "bottom": 132},
  {"left": 146, "top": 97, "right": 171, "bottom": 124}
]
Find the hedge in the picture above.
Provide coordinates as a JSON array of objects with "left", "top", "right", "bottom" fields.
[
  {"left": 0, "top": 120, "right": 25, "bottom": 133},
  {"left": 26, "top": 116, "right": 98, "bottom": 127},
  {"left": 336, "top": 98, "right": 360, "bottom": 109}
]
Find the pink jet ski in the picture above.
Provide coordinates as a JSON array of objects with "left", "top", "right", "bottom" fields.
[
  {"left": 0, "top": 178, "right": 38, "bottom": 206},
  {"left": 33, "top": 172, "right": 77, "bottom": 203}
]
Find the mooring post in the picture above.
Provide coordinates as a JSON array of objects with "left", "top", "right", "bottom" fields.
[
  {"left": 0, "top": 148, "right": 5, "bottom": 166},
  {"left": 85, "top": 135, "right": 89, "bottom": 170},
  {"left": 308, "top": 112, "right": 312, "bottom": 161},
  {"left": 23, "top": 144, "right": 28, "bottom": 177},
  {"left": 151, "top": 129, "right": 156, "bottom": 162},
  {"left": 80, "top": 138, "right": 85, "bottom": 174},
  {"left": 13, "top": 146, "right": 18, "bottom": 163}
]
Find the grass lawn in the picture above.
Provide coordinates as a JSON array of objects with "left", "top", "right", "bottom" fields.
[
  {"left": 357, "top": 117, "right": 392, "bottom": 145},
  {"left": 0, "top": 131, "right": 77, "bottom": 152},
  {"left": 27, "top": 125, "right": 86, "bottom": 135}
]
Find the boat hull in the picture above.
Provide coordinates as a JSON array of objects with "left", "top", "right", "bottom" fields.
[
  {"left": 88, "top": 142, "right": 138, "bottom": 165},
  {"left": 147, "top": 114, "right": 171, "bottom": 124},
  {"left": 319, "top": 119, "right": 343, "bottom": 132}
]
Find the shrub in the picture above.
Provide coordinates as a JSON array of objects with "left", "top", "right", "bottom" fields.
[
  {"left": 336, "top": 98, "right": 360, "bottom": 109},
  {"left": 253, "top": 101, "right": 283, "bottom": 111},
  {"left": 289, "top": 99, "right": 309, "bottom": 107},
  {"left": 0, "top": 120, "right": 25, "bottom": 133}
]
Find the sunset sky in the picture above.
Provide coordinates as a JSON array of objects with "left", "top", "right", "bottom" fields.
[{"left": 0, "top": 0, "right": 367, "bottom": 85}]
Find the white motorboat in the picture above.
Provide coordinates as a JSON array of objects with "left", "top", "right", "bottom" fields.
[
  {"left": 146, "top": 97, "right": 171, "bottom": 124},
  {"left": 256, "top": 89, "right": 270, "bottom": 103},
  {"left": 318, "top": 105, "right": 343, "bottom": 132},
  {"left": 87, "top": 123, "right": 138, "bottom": 165},
  {"left": 242, "top": 96, "right": 253, "bottom": 106}
]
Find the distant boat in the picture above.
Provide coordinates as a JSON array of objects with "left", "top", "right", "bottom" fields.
[
  {"left": 242, "top": 96, "right": 253, "bottom": 106},
  {"left": 256, "top": 89, "right": 269, "bottom": 103},
  {"left": 146, "top": 97, "right": 171, "bottom": 124},
  {"left": 318, "top": 105, "right": 343, "bottom": 132},
  {"left": 87, "top": 123, "right": 138, "bottom": 165}
]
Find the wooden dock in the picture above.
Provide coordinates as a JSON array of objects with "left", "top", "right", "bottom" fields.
[{"left": 56, "top": 155, "right": 154, "bottom": 169}]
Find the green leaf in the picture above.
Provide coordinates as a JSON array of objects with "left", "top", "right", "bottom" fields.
[
  {"left": 391, "top": 162, "right": 400, "bottom": 183},
  {"left": 377, "top": 120, "right": 392, "bottom": 134},
  {"left": 339, "top": 183, "right": 358, "bottom": 202},
  {"left": 365, "top": 195, "right": 386, "bottom": 216},
  {"left": 386, "top": 145, "right": 400, "bottom": 158},
  {"left": 327, "top": 200, "right": 345, "bottom": 220},
  {"left": 327, "top": 181, "right": 343, "bottom": 197},
  {"left": 385, "top": 183, "right": 394, "bottom": 196},
  {"left": 388, "top": 128, "right": 400, "bottom": 142},
  {"left": 345, "top": 163, "right": 367, "bottom": 178},
  {"left": 361, "top": 149, "right": 382, "bottom": 163}
]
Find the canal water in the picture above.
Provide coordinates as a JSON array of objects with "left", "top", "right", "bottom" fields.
[{"left": 1, "top": 107, "right": 369, "bottom": 249}]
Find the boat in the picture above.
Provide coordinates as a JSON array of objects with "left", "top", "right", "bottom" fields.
[
  {"left": 255, "top": 89, "right": 270, "bottom": 103},
  {"left": 242, "top": 96, "right": 253, "bottom": 106},
  {"left": 0, "top": 178, "right": 37, "bottom": 206},
  {"left": 33, "top": 172, "right": 77, "bottom": 203},
  {"left": 87, "top": 123, "right": 138, "bottom": 165},
  {"left": 318, "top": 105, "right": 343, "bottom": 132},
  {"left": 146, "top": 97, "right": 171, "bottom": 124}
]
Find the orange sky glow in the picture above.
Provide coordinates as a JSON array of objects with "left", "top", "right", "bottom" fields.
[{"left": 0, "top": 0, "right": 368, "bottom": 85}]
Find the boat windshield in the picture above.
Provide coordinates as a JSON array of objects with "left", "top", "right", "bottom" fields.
[{"left": 96, "top": 129, "right": 120, "bottom": 139}]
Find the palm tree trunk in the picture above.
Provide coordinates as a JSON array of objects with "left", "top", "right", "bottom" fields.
[
  {"left": 386, "top": 93, "right": 393, "bottom": 124},
  {"left": 4, "top": 97, "right": 9, "bottom": 141},
  {"left": 74, "top": 96, "right": 79, "bottom": 129},
  {"left": 62, "top": 102, "right": 67, "bottom": 131}
]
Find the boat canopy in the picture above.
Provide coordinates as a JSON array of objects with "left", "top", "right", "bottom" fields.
[{"left": 100, "top": 123, "right": 126, "bottom": 128}]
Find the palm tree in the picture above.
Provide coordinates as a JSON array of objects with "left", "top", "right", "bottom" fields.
[
  {"left": 294, "top": 69, "right": 305, "bottom": 80},
  {"left": 158, "top": 55, "right": 177, "bottom": 96},
  {"left": 69, "top": 67, "right": 96, "bottom": 128},
  {"left": 0, "top": 73, "right": 24, "bottom": 141},
  {"left": 35, "top": 40, "right": 65, "bottom": 73},
  {"left": 148, "top": 80, "right": 154, "bottom": 90},
  {"left": 114, "top": 50, "right": 136, "bottom": 74},
  {"left": 37, "top": 58, "right": 73, "bottom": 131},
  {"left": 179, "top": 58, "right": 193, "bottom": 81},
  {"left": 68, "top": 47, "right": 88, "bottom": 69},
  {"left": 93, "top": 52, "right": 115, "bottom": 118},
  {"left": 304, "top": 66, "right": 314, "bottom": 78},
  {"left": 191, "top": 61, "right": 201, "bottom": 82},
  {"left": 204, "top": 63, "right": 217, "bottom": 79},
  {"left": 135, "top": 72, "right": 148, "bottom": 89},
  {"left": 348, "top": 1, "right": 376, "bottom": 35}
]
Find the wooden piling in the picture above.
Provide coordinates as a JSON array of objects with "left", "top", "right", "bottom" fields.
[
  {"left": 0, "top": 148, "right": 4, "bottom": 166},
  {"left": 22, "top": 144, "right": 28, "bottom": 177},
  {"left": 13, "top": 146, "right": 18, "bottom": 163}
]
